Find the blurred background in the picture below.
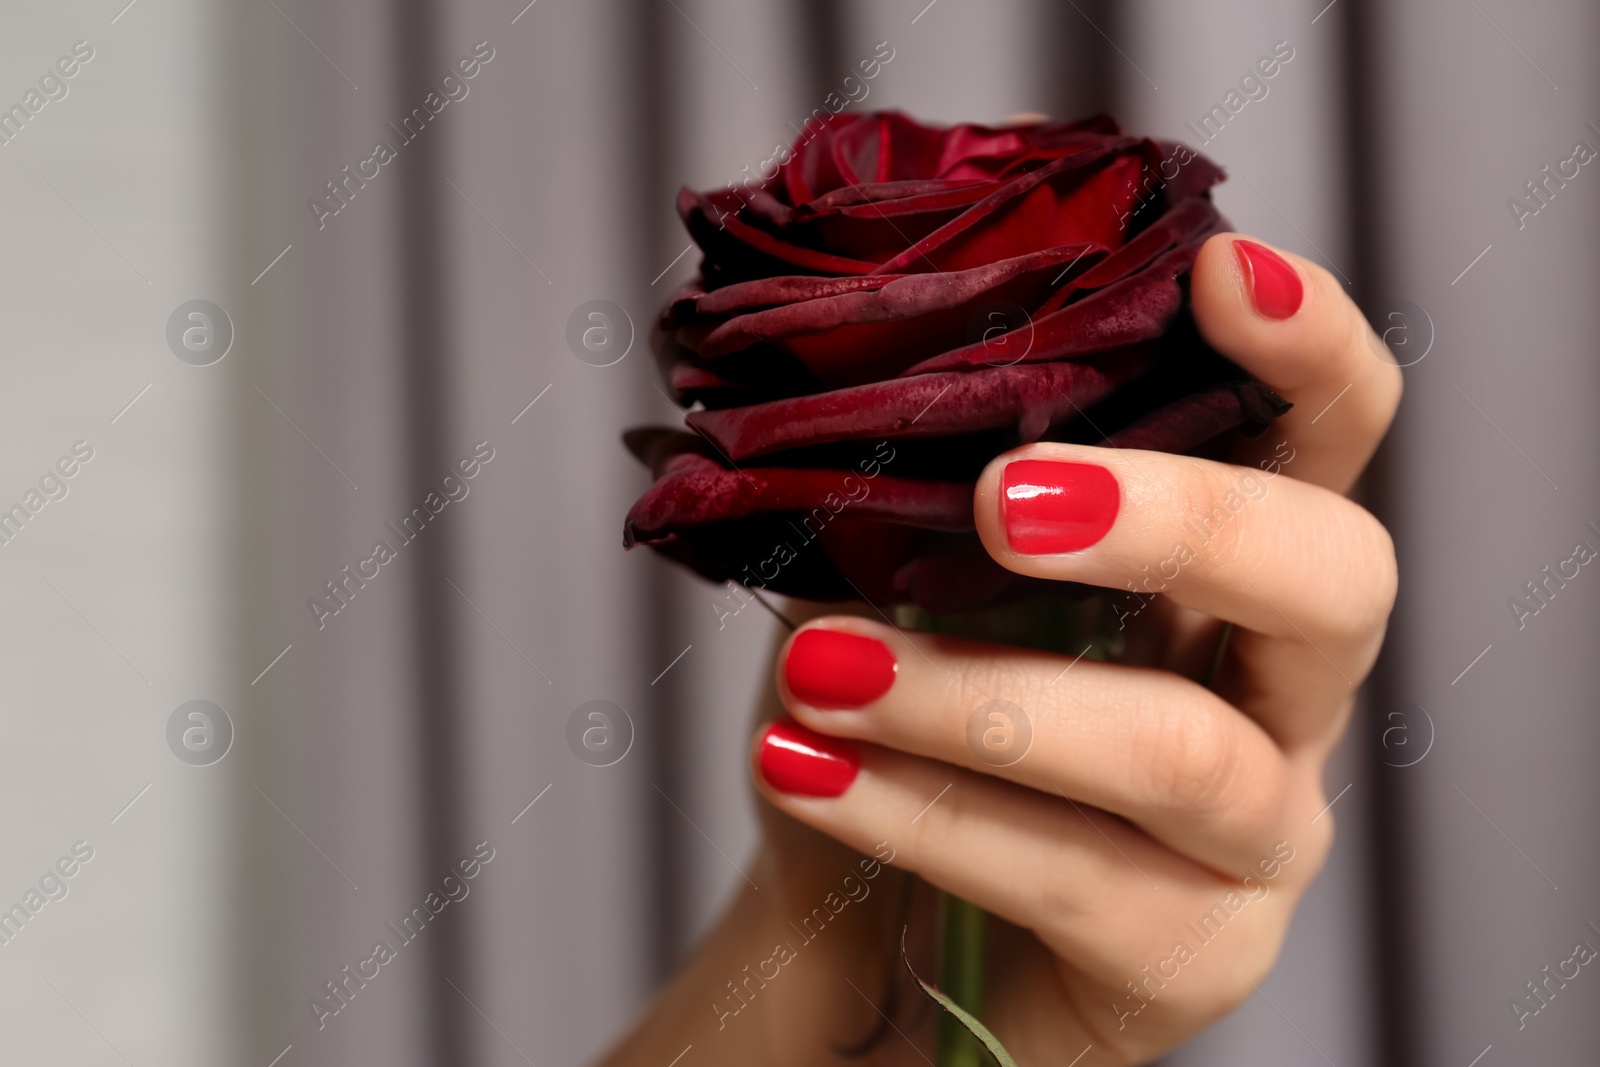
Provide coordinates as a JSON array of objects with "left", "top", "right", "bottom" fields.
[{"left": 0, "top": 0, "right": 1595, "bottom": 1064}]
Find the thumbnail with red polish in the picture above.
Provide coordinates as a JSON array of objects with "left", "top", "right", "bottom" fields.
[
  {"left": 1001, "top": 459, "right": 1120, "bottom": 555},
  {"left": 784, "top": 628, "right": 897, "bottom": 708},
  {"left": 759, "top": 717, "right": 859, "bottom": 797},
  {"left": 1234, "top": 239, "right": 1303, "bottom": 320}
]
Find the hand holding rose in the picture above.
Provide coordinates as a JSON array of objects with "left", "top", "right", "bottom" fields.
[
  {"left": 607, "top": 231, "right": 1399, "bottom": 1066},
  {"left": 610, "top": 111, "right": 1399, "bottom": 1065}
]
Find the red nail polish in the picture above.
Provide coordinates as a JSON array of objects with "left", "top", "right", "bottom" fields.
[
  {"left": 784, "top": 629, "right": 897, "bottom": 709},
  {"left": 1234, "top": 240, "right": 1303, "bottom": 320},
  {"left": 1001, "top": 459, "right": 1119, "bottom": 555},
  {"left": 758, "top": 717, "right": 859, "bottom": 797}
]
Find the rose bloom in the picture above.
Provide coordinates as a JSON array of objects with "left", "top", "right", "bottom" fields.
[{"left": 624, "top": 111, "right": 1287, "bottom": 613}]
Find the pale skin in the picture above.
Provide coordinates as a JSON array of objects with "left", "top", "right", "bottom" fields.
[{"left": 601, "top": 232, "right": 1402, "bottom": 1066}]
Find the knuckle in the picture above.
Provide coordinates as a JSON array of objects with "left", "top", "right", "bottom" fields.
[
  {"left": 1137, "top": 695, "right": 1254, "bottom": 819},
  {"left": 1032, "top": 855, "right": 1099, "bottom": 928},
  {"left": 1171, "top": 465, "right": 1225, "bottom": 557},
  {"left": 1320, "top": 504, "right": 1399, "bottom": 640},
  {"left": 945, "top": 649, "right": 1060, "bottom": 761},
  {"left": 1170, "top": 462, "right": 1271, "bottom": 585},
  {"left": 948, "top": 654, "right": 1017, "bottom": 736}
]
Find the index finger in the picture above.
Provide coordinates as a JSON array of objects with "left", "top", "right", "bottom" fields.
[
  {"left": 971, "top": 442, "right": 1397, "bottom": 748},
  {"left": 1190, "top": 233, "right": 1402, "bottom": 495}
]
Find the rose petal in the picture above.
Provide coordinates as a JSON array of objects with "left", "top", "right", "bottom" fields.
[
  {"left": 1100, "top": 381, "right": 1291, "bottom": 452},
  {"left": 899, "top": 242, "right": 1203, "bottom": 376},
  {"left": 625, "top": 112, "right": 1280, "bottom": 615},
  {"left": 791, "top": 180, "right": 1007, "bottom": 263},
  {"left": 640, "top": 517, "right": 859, "bottom": 601},
  {"left": 679, "top": 187, "right": 878, "bottom": 283},
  {"left": 689, "top": 357, "right": 1150, "bottom": 461},
  {"left": 667, "top": 362, "right": 750, "bottom": 405},
  {"left": 1151, "top": 140, "right": 1228, "bottom": 204},
  {"left": 1032, "top": 196, "right": 1220, "bottom": 317},
  {"left": 869, "top": 140, "right": 1150, "bottom": 274},
  {"left": 800, "top": 178, "right": 998, "bottom": 214},
  {"left": 783, "top": 112, "right": 868, "bottom": 205},
  {"left": 891, "top": 543, "right": 1080, "bottom": 614},
  {"left": 623, "top": 450, "right": 973, "bottom": 548},
  {"left": 659, "top": 280, "right": 708, "bottom": 327},
  {"left": 696, "top": 244, "right": 1107, "bottom": 387},
  {"left": 779, "top": 112, "right": 1126, "bottom": 203},
  {"left": 690, "top": 274, "right": 908, "bottom": 319}
]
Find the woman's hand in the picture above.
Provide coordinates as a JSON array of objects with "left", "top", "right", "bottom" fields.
[{"left": 750, "top": 233, "right": 1401, "bottom": 1065}]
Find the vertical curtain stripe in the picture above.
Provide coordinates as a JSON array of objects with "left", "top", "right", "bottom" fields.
[{"left": 394, "top": 0, "right": 477, "bottom": 1062}]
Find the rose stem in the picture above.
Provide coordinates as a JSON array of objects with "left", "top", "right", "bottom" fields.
[
  {"left": 936, "top": 891, "right": 987, "bottom": 1067},
  {"left": 1202, "top": 622, "right": 1234, "bottom": 689}
]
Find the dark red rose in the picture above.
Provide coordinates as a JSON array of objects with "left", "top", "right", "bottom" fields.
[{"left": 624, "top": 111, "right": 1288, "bottom": 613}]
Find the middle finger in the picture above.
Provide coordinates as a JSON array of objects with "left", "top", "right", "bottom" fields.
[{"left": 775, "top": 618, "right": 1305, "bottom": 876}]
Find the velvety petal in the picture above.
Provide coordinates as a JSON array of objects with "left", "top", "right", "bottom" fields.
[
  {"left": 800, "top": 178, "right": 998, "bottom": 214},
  {"left": 939, "top": 115, "right": 1126, "bottom": 180},
  {"left": 814, "top": 516, "right": 936, "bottom": 604},
  {"left": 640, "top": 518, "right": 859, "bottom": 601},
  {"left": 696, "top": 244, "right": 1107, "bottom": 387},
  {"left": 1151, "top": 140, "right": 1228, "bottom": 204},
  {"left": 659, "top": 281, "right": 709, "bottom": 329},
  {"left": 891, "top": 544, "right": 1032, "bottom": 614},
  {"left": 1032, "top": 196, "right": 1221, "bottom": 317},
  {"left": 1100, "top": 381, "right": 1291, "bottom": 452},
  {"left": 790, "top": 176, "right": 1002, "bottom": 264},
  {"left": 689, "top": 357, "right": 1150, "bottom": 462},
  {"left": 691, "top": 274, "right": 908, "bottom": 319},
  {"left": 878, "top": 112, "right": 1125, "bottom": 183},
  {"left": 734, "top": 186, "right": 797, "bottom": 229},
  {"left": 782, "top": 112, "right": 871, "bottom": 205},
  {"left": 656, "top": 326, "right": 823, "bottom": 408},
  {"left": 798, "top": 202, "right": 980, "bottom": 264},
  {"left": 679, "top": 187, "right": 878, "bottom": 283},
  {"left": 623, "top": 449, "right": 973, "bottom": 548},
  {"left": 900, "top": 242, "right": 1203, "bottom": 376},
  {"left": 870, "top": 140, "right": 1152, "bottom": 274},
  {"left": 625, "top": 111, "right": 1276, "bottom": 615},
  {"left": 669, "top": 201, "right": 1220, "bottom": 401},
  {"left": 667, "top": 361, "right": 748, "bottom": 405},
  {"left": 783, "top": 111, "right": 1125, "bottom": 196}
]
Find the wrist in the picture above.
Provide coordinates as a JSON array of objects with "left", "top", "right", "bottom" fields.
[{"left": 599, "top": 836, "right": 922, "bottom": 1066}]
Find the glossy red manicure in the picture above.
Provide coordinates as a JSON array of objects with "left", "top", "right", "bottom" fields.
[
  {"left": 784, "top": 629, "right": 897, "bottom": 708},
  {"left": 758, "top": 717, "right": 859, "bottom": 797},
  {"left": 1234, "top": 240, "right": 1303, "bottom": 320},
  {"left": 1001, "top": 459, "right": 1119, "bottom": 555}
]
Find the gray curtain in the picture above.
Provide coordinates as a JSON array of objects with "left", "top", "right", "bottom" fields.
[{"left": 0, "top": 1, "right": 1593, "bottom": 1065}]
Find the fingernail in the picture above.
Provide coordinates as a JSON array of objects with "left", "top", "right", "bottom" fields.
[
  {"left": 1001, "top": 459, "right": 1120, "bottom": 555},
  {"left": 1234, "top": 239, "right": 1303, "bottom": 320},
  {"left": 784, "top": 629, "right": 898, "bottom": 709},
  {"left": 758, "top": 717, "right": 859, "bottom": 797}
]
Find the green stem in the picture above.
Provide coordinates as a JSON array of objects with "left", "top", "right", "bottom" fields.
[
  {"left": 936, "top": 892, "right": 988, "bottom": 1067},
  {"left": 915, "top": 605, "right": 1225, "bottom": 1064},
  {"left": 1202, "top": 621, "right": 1234, "bottom": 690},
  {"left": 903, "top": 598, "right": 1105, "bottom": 1066}
]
